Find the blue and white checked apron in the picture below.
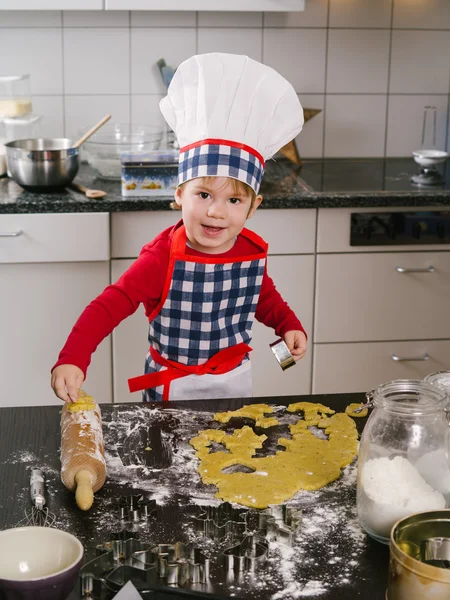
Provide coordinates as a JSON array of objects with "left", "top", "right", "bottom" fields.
[{"left": 128, "top": 223, "right": 267, "bottom": 402}]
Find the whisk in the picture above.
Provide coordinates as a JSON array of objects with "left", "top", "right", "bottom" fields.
[{"left": 18, "top": 469, "right": 56, "bottom": 527}]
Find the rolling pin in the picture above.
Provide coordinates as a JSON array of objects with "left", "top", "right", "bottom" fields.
[{"left": 60, "top": 390, "right": 106, "bottom": 511}]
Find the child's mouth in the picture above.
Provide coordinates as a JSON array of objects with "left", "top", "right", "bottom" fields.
[{"left": 202, "top": 225, "right": 225, "bottom": 235}]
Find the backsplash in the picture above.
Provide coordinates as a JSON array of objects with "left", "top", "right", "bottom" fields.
[{"left": 0, "top": 0, "right": 450, "bottom": 159}]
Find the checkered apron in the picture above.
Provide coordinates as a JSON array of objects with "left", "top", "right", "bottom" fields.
[{"left": 128, "top": 224, "right": 267, "bottom": 402}]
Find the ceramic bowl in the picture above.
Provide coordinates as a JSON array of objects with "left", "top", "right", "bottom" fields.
[
  {"left": 412, "top": 149, "right": 449, "bottom": 168},
  {"left": 0, "top": 527, "right": 84, "bottom": 600}
]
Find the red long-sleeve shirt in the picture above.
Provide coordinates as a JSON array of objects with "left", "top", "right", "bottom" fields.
[{"left": 53, "top": 222, "right": 305, "bottom": 376}]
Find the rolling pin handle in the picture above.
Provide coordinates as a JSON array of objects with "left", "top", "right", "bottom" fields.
[{"left": 74, "top": 470, "right": 94, "bottom": 511}]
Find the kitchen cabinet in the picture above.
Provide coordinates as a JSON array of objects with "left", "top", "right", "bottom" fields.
[
  {"left": 0, "top": 0, "right": 102, "bottom": 9},
  {"left": 110, "top": 209, "right": 315, "bottom": 402},
  {"left": 0, "top": 213, "right": 111, "bottom": 407},
  {"left": 105, "top": 0, "right": 304, "bottom": 11},
  {"left": 312, "top": 207, "right": 450, "bottom": 394}
]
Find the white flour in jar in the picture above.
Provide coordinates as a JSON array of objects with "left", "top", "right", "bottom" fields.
[{"left": 359, "top": 455, "right": 446, "bottom": 538}]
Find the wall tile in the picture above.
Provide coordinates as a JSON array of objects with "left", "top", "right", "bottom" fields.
[
  {"left": 64, "top": 95, "right": 131, "bottom": 139},
  {"left": 63, "top": 28, "right": 130, "bottom": 95},
  {"left": 131, "top": 94, "right": 166, "bottom": 127},
  {"left": 0, "top": 11, "right": 62, "bottom": 27},
  {"left": 31, "top": 96, "right": 64, "bottom": 138},
  {"left": 0, "top": 29, "right": 63, "bottom": 95},
  {"left": 198, "top": 28, "right": 262, "bottom": 61},
  {"left": 263, "top": 29, "right": 326, "bottom": 93},
  {"left": 329, "top": 0, "right": 392, "bottom": 28},
  {"left": 327, "top": 29, "right": 390, "bottom": 94},
  {"left": 63, "top": 11, "right": 129, "bottom": 27},
  {"left": 386, "top": 95, "right": 449, "bottom": 156},
  {"left": 390, "top": 30, "right": 450, "bottom": 94},
  {"left": 296, "top": 94, "right": 325, "bottom": 158},
  {"left": 393, "top": 0, "right": 450, "bottom": 29},
  {"left": 131, "top": 28, "right": 196, "bottom": 94},
  {"left": 130, "top": 11, "right": 196, "bottom": 26},
  {"left": 264, "top": 0, "right": 328, "bottom": 27},
  {"left": 324, "top": 95, "right": 387, "bottom": 157},
  {"left": 198, "top": 12, "right": 262, "bottom": 27}
]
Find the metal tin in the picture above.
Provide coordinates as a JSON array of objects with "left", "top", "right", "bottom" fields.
[
  {"left": 388, "top": 510, "right": 450, "bottom": 600},
  {"left": 269, "top": 339, "right": 295, "bottom": 371}
]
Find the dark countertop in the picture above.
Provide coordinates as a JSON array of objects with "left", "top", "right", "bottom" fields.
[
  {"left": 0, "top": 393, "right": 390, "bottom": 600},
  {"left": 1, "top": 158, "right": 450, "bottom": 214}
]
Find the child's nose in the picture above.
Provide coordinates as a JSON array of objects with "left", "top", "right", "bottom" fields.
[{"left": 207, "top": 200, "right": 227, "bottom": 218}]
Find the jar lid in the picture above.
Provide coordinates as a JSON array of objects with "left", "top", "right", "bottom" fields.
[
  {"left": 371, "top": 378, "right": 448, "bottom": 415},
  {"left": 424, "top": 371, "right": 450, "bottom": 394}
]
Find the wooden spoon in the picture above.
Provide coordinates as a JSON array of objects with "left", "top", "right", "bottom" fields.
[
  {"left": 70, "top": 182, "right": 107, "bottom": 199},
  {"left": 72, "top": 114, "right": 112, "bottom": 149}
]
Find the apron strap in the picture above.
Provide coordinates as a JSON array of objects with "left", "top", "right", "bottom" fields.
[{"left": 128, "top": 343, "right": 252, "bottom": 401}]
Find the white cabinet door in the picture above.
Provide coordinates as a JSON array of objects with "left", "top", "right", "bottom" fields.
[
  {"left": 0, "top": 0, "right": 102, "bottom": 8},
  {"left": 106, "top": 0, "right": 304, "bottom": 11},
  {"left": 313, "top": 340, "right": 450, "bottom": 395},
  {"left": 0, "top": 262, "right": 111, "bottom": 407},
  {"left": 111, "top": 259, "right": 150, "bottom": 404},
  {"left": 112, "top": 255, "right": 314, "bottom": 403},
  {"left": 251, "top": 255, "right": 314, "bottom": 397}
]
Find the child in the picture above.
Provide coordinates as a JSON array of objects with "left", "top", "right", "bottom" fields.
[{"left": 51, "top": 52, "right": 306, "bottom": 403}]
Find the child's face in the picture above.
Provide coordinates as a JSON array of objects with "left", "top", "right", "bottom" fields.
[{"left": 174, "top": 177, "right": 262, "bottom": 254}]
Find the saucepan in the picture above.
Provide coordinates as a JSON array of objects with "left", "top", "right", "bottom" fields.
[{"left": 4, "top": 114, "right": 111, "bottom": 191}]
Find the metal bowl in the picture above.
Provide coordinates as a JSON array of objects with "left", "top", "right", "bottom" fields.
[{"left": 5, "top": 138, "right": 79, "bottom": 191}]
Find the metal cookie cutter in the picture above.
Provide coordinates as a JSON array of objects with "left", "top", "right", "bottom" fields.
[
  {"left": 421, "top": 537, "right": 450, "bottom": 569},
  {"left": 150, "top": 542, "right": 210, "bottom": 585},
  {"left": 115, "top": 494, "right": 157, "bottom": 522},
  {"left": 222, "top": 534, "right": 269, "bottom": 572},
  {"left": 193, "top": 502, "right": 248, "bottom": 540},
  {"left": 270, "top": 338, "right": 296, "bottom": 371},
  {"left": 250, "top": 504, "right": 302, "bottom": 547}
]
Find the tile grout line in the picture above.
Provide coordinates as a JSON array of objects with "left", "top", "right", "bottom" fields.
[
  {"left": 383, "top": 0, "right": 395, "bottom": 160},
  {"left": 129, "top": 10, "right": 132, "bottom": 123},
  {"left": 60, "top": 11, "right": 66, "bottom": 138},
  {"left": 321, "top": 0, "right": 331, "bottom": 160}
]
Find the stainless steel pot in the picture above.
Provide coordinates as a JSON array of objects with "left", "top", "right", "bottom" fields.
[{"left": 5, "top": 138, "right": 79, "bottom": 191}]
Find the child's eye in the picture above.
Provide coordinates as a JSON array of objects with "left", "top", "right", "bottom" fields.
[
  {"left": 229, "top": 197, "right": 241, "bottom": 205},
  {"left": 199, "top": 192, "right": 210, "bottom": 199}
]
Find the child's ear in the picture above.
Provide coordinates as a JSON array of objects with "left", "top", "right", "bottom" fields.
[
  {"left": 174, "top": 186, "right": 183, "bottom": 207},
  {"left": 247, "top": 195, "right": 263, "bottom": 219}
]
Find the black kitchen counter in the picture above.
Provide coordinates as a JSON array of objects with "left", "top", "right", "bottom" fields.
[
  {"left": 0, "top": 393, "right": 390, "bottom": 600},
  {"left": 1, "top": 158, "right": 450, "bottom": 214}
]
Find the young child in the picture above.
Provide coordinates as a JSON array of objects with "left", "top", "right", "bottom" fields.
[{"left": 51, "top": 52, "right": 306, "bottom": 404}]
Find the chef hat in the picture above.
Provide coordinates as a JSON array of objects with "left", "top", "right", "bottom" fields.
[{"left": 160, "top": 53, "right": 304, "bottom": 194}]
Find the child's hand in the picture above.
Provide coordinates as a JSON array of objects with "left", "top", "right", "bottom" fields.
[
  {"left": 51, "top": 364, "right": 84, "bottom": 403},
  {"left": 284, "top": 330, "right": 307, "bottom": 361}
]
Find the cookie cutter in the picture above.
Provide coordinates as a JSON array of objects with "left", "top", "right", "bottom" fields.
[
  {"left": 269, "top": 338, "right": 296, "bottom": 371},
  {"left": 150, "top": 542, "right": 210, "bottom": 585},
  {"left": 222, "top": 534, "right": 269, "bottom": 572},
  {"left": 114, "top": 494, "right": 157, "bottom": 522},
  {"left": 193, "top": 502, "right": 248, "bottom": 540},
  {"left": 256, "top": 504, "right": 302, "bottom": 546},
  {"left": 421, "top": 537, "right": 450, "bottom": 568}
]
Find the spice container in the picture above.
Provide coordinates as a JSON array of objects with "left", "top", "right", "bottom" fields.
[
  {"left": 0, "top": 75, "right": 32, "bottom": 119},
  {"left": 121, "top": 149, "right": 179, "bottom": 197},
  {"left": 356, "top": 379, "right": 450, "bottom": 545}
]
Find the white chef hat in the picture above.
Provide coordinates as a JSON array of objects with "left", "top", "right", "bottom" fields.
[{"left": 159, "top": 53, "right": 304, "bottom": 194}]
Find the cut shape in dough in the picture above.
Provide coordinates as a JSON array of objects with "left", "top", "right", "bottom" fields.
[{"left": 214, "top": 403, "right": 279, "bottom": 428}]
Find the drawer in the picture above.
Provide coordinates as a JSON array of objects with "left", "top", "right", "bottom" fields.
[
  {"left": 313, "top": 340, "right": 450, "bottom": 394},
  {"left": 314, "top": 252, "right": 450, "bottom": 342},
  {"left": 317, "top": 207, "right": 450, "bottom": 253},
  {"left": 0, "top": 213, "right": 109, "bottom": 263},
  {"left": 111, "top": 209, "right": 316, "bottom": 258}
]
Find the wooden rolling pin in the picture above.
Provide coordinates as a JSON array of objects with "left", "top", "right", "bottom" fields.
[{"left": 60, "top": 390, "right": 106, "bottom": 511}]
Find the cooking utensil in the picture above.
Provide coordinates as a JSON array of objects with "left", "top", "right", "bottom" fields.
[
  {"left": 18, "top": 469, "right": 56, "bottom": 527},
  {"left": 269, "top": 338, "right": 296, "bottom": 371},
  {"left": 60, "top": 392, "right": 106, "bottom": 511},
  {"left": 69, "top": 181, "right": 107, "bottom": 199},
  {"left": 4, "top": 114, "right": 111, "bottom": 191}
]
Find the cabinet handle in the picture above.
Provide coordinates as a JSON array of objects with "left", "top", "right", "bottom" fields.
[
  {"left": 395, "top": 266, "right": 435, "bottom": 273},
  {"left": 392, "top": 353, "right": 429, "bottom": 362},
  {"left": 0, "top": 230, "right": 23, "bottom": 237}
]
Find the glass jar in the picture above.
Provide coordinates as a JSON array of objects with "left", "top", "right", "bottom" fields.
[
  {"left": 0, "top": 75, "right": 32, "bottom": 119},
  {"left": 424, "top": 371, "right": 450, "bottom": 394},
  {"left": 356, "top": 379, "right": 450, "bottom": 545}
]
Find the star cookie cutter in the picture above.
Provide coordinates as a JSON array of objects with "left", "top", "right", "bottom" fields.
[
  {"left": 114, "top": 494, "right": 157, "bottom": 522},
  {"left": 222, "top": 534, "right": 269, "bottom": 572},
  {"left": 192, "top": 502, "right": 248, "bottom": 540}
]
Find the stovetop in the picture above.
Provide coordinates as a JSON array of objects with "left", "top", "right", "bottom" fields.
[{"left": 295, "top": 158, "right": 450, "bottom": 193}]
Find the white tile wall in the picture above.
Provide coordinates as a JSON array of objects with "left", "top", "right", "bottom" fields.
[{"left": 0, "top": 0, "right": 449, "bottom": 157}]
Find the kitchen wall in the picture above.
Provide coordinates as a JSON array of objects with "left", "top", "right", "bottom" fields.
[{"left": 0, "top": 0, "right": 450, "bottom": 159}]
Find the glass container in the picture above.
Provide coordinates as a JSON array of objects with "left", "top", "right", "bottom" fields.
[
  {"left": 0, "top": 75, "right": 32, "bottom": 119},
  {"left": 356, "top": 379, "right": 450, "bottom": 545},
  {"left": 424, "top": 371, "right": 450, "bottom": 395}
]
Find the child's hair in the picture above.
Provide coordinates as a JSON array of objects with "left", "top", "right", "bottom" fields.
[{"left": 170, "top": 177, "right": 257, "bottom": 211}]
